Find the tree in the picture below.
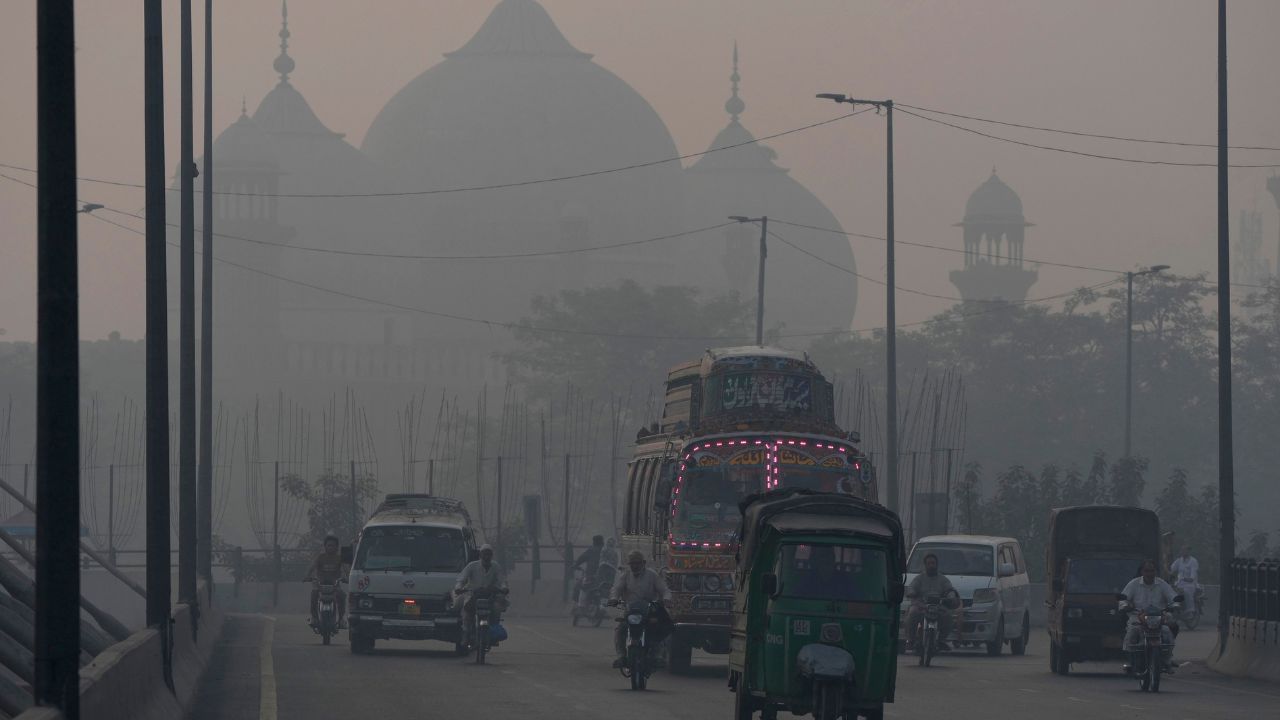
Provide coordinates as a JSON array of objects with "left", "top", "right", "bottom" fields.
[
  {"left": 502, "top": 280, "right": 756, "bottom": 404},
  {"left": 1244, "top": 531, "right": 1270, "bottom": 560},
  {"left": 1108, "top": 456, "right": 1148, "bottom": 507},
  {"left": 283, "top": 469, "right": 382, "bottom": 549}
]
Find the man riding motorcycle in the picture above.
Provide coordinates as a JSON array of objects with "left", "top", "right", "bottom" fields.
[
  {"left": 600, "top": 537, "right": 620, "bottom": 574},
  {"left": 905, "top": 553, "right": 959, "bottom": 652},
  {"left": 609, "top": 550, "right": 672, "bottom": 669},
  {"left": 1169, "top": 546, "right": 1201, "bottom": 616},
  {"left": 573, "top": 535, "right": 606, "bottom": 602},
  {"left": 454, "top": 544, "right": 509, "bottom": 646},
  {"left": 303, "top": 534, "right": 348, "bottom": 629},
  {"left": 1122, "top": 558, "right": 1178, "bottom": 673}
]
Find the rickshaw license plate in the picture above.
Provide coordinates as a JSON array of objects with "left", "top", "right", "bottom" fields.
[
  {"left": 399, "top": 604, "right": 421, "bottom": 616},
  {"left": 693, "top": 597, "right": 731, "bottom": 611}
]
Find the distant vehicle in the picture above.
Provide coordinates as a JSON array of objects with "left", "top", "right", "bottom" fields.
[
  {"left": 346, "top": 494, "right": 478, "bottom": 655},
  {"left": 901, "top": 535, "right": 1031, "bottom": 656},
  {"left": 1044, "top": 505, "right": 1162, "bottom": 675},
  {"left": 622, "top": 347, "right": 876, "bottom": 673}
]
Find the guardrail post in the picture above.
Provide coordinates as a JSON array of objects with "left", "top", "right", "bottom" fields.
[
  {"left": 563, "top": 543, "right": 572, "bottom": 603},
  {"left": 233, "top": 546, "right": 243, "bottom": 599}
]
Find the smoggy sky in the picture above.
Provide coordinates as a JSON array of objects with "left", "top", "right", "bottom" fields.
[{"left": 2, "top": 0, "right": 1279, "bottom": 342}]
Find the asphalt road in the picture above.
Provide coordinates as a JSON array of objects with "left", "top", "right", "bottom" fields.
[{"left": 191, "top": 613, "right": 1279, "bottom": 720}]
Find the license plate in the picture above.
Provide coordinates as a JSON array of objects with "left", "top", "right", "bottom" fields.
[
  {"left": 385, "top": 619, "right": 434, "bottom": 627},
  {"left": 400, "top": 604, "right": 421, "bottom": 616},
  {"left": 693, "top": 597, "right": 731, "bottom": 611}
]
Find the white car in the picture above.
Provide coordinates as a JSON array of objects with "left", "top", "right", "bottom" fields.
[
  {"left": 346, "top": 495, "right": 478, "bottom": 655},
  {"left": 901, "top": 535, "right": 1031, "bottom": 656}
]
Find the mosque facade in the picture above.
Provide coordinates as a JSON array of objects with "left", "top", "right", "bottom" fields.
[{"left": 197, "top": 0, "right": 860, "bottom": 403}]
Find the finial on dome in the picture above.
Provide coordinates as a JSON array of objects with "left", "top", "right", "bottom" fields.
[
  {"left": 240, "top": 95, "right": 247, "bottom": 116},
  {"left": 724, "top": 41, "right": 745, "bottom": 121},
  {"left": 273, "top": 0, "right": 295, "bottom": 83},
  {"left": 992, "top": 165, "right": 998, "bottom": 175}
]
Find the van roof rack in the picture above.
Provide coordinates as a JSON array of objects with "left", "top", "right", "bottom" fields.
[{"left": 374, "top": 494, "right": 472, "bottom": 523}]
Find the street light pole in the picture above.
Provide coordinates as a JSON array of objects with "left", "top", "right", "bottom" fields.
[
  {"left": 178, "top": 0, "right": 199, "bottom": 622},
  {"left": 1216, "top": 0, "right": 1235, "bottom": 658},
  {"left": 729, "top": 216, "right": 768, "bottom": 346},
  {"left": 198, "top": 0, "right": 215, "bottom": 605},
  {"left": 1124, "top": 265, "right": 1169, "bottom": 460},
  {"left": 816, "top": 94, "right": 899, "bottom": 513}
]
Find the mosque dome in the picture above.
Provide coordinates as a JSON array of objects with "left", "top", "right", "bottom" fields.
[
  {"left": 684, "top": 45, "right": 857, "bottom": 334},
  {"left": 211, "top": 110, "right": 278, "bottom": 172},
  {"left": 963, "top": 170, "right": 1025, "bottom": 224},
  {"left": 361, "top": 0, "right": 682, "bottom": 201}
]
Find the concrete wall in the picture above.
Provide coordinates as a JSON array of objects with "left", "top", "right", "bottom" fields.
[
  {"left": 1208, "top": 616, "right": 1280, "bottom": 682},
  {"left": 14, "top": 584, "right": 225, "bottom": 720}
]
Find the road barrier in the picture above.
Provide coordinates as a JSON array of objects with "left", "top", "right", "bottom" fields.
[
  {"left": 14, "top": 582, "right": 225, "bottom": 720},
  {"left": 1208, "top": 558, "right": 1280, "bottom": 682}
]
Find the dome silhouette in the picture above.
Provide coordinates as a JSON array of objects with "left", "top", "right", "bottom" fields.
[{"left": 964, "top": 170, "right": 1025, "bottom": 224}]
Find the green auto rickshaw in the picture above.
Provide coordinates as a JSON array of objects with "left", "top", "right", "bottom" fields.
[{"left": 729, "top": 488, "right": 905, "bottom": 720}]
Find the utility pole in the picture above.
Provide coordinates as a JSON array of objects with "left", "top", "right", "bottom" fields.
[
  {"left": 178, "top": 0, "right": 199, "bottom": 622},
  {"left": 1216, "top": 0, "right": 1235, "bottom": 658},
  {"left": 563, "top": 453, "right": 571, "bottom": 603},
  {"left": 729, "top": 216, "right": 768, "bottom": 345},
  {"left": 272, "top": 461, "right": 279, "bottom": 609},
  {"left": 143, "top": 0, "right": 173, "bottom": 683},
  {"left": 108, "top": 465, "right": 116, "bottom": 566},
  {"left": 817, "top": 94, "right": 899, "bottom": 512},
  {"left": 1124, "top": 265, "right": 1169, "bottom": 459},
  {"left": 496, "top": 456, "right": 504, "bottom": 561},
  {"left": 35, "top": 1, "right": 80, "bottom": 713},
  {"left": 198, "top": 0, "right": 215, "bottom": 605},
  {"left": 350, "top": 460, "right": 358, "bottom": 537},
  {"left": 1267, "top": 176, "right": 1280, "bottom": 276}
]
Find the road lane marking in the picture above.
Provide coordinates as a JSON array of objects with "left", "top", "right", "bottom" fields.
[
  {"left": 1067, "top": 696, "right": 1088, "bottom": 702},
  {"left": 259, "top": 616, "right": 277, "bottom": 720},
  {"left": 510, "top": 622, "right": 601, "bottom": 654}
]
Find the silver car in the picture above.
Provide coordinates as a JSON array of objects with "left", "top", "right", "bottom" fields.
[{"left": 901, "top": 535, "right": 1031, "bottom": 656}]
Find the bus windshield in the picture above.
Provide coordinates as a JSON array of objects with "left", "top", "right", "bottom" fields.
[{"left": 671, "top": 445, "right": 765, "bottom": 545}]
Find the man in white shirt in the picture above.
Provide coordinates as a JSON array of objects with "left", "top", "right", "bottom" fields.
[
  {"left": 455, "top": 544, "right": 509, "bottom": 646},
  {"left": 1169, "top": 547, "right": 1200, "bottom": 614},
  {"left": 1121, "top": 558, "right": 1178, "bottom": 671},
  {"left": 609, "top": 550, "right": 672, "bottom": 668}
]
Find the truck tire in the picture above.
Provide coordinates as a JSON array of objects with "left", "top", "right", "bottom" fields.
[{"left": 668, "top": 635, "right": 693, "bottom": 674}]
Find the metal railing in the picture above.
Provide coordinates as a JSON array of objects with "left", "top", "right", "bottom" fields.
[{"left": 1227, "top": 558, "right": 1280, "bottom": 622}]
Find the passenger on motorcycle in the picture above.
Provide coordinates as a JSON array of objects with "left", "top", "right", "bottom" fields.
[
  {"left": 573, "top": 535, "right": 606, "bottom": 602},
  {"left": 905, "top": 553, "right": 959, "bottom": 652},
  {"left": 1122, "top": 559, "right": 1178, "bottom": 672},
  {"left": 1169, "top": 546, "right": 1200, "bottom": 615},
  {"left": 304, "top": 535, "right": 348, "bottom": 629},
  {"left": 609, "top": 550, "right": 672, "bottom": 669},
  {"left": 454, "top": 544, "right": 509, "bottom": 646},
  {"left": 600, "top": 537, "right": 620, "bottom": 574}
]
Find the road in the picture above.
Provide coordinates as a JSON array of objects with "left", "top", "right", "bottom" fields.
[{"left": 192, "top": 613, "right": 1279, "bottom": 720}]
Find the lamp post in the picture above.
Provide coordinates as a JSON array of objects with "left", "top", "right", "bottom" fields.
[
  {"left": 816, "top": 93, "right": 899, "bottom": 513},
  {"left": 1124, "top": 264, "right": 1169, "bottom": 460},
  {"left": 729, "top": 215, "right": 768, "bottom": 346}
]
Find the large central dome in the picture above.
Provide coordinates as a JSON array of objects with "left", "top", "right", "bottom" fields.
[{"left": 362, "top": 0, "right": 681, "bottom": 193}]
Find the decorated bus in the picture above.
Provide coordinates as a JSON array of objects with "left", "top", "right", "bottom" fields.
[{"left": 621, "top": 346, "right": 877, "bottom": 672}]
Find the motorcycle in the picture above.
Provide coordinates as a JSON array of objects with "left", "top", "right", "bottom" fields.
[
  {"left": 1174, "top": 582, "right": 1203, "bottom": 630},
  {"left": 616, "top": 600, "right": 669, "bottom": 690},
  {"left": 311, "top": 580, "right": 341, "bottom": 646},
  {"left": 915, "top": 594, "right": 944, "bottom": 667},
  {"left": 571, "top": 566, "right": 612, "bottom": 628},
  {"left": 1121, "top": 595, "right": 1182, "bottom": 693},
  {"left": 468, "top": 587, "right": 508, "bottom": 665}
]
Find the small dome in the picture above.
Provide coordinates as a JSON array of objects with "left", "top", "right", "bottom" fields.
[
  {"left": 254, "top": 81, "right": 337, "bottom": 138},
  {"left": 964, "top": 170, "right": 1024, "bottom": 223},
  {"left": 212, "top": 112, "right": 278, "bottom": 171}
]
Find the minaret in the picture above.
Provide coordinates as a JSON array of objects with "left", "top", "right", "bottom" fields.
[{"left": 949, "top": 170, "right": 1038, "bottom": 302}]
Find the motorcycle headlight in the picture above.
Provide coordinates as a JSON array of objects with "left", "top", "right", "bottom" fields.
[
  {"left": 359, "top": 597, "right": 373, "bottom": 610},
  {"left": 1066, "top": 608, "right": 1083, "bottom": 619},
  {"left": 683, "top": 574, "right": 702, "bottom": 592},
  {"left": 704, "top": 574, "right": 721, "bottom": 593},
  {"left": 628, "top": 614, "right": 643, "bottom": 625},
  {"left": 1146, "top": 617, "right": 1162, "bottom": 629},
  {"left": 972, "top": 588, "right": 997, "bottom": 604}
]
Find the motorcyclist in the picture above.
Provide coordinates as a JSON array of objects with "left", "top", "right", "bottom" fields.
[
  {"left": 454, "top": 544, "right": 509, "bottom": 646},
  {"left": 303, "top": 534, "right": 348, "bottom": 629},
  {"left": 1122, "top": 558, "right": 1179, "bottom": 673},
  {"left": 573, "top": 535, "right": 605, "bottom": 602},
  {"left": 608, "top": 550, "right": 672, "bottom": 669},
  {"left": 1169, "top": 546, "right": 1201, "bottom": 616},
  {"left": 905, "top": 553, "right": 959, "bottom": 652},
  {"left": 600, "top": 537, "right": 620, "bottom": 573}
]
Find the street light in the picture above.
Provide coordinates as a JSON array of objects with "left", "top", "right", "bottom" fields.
[
  {"left": 817, "top": 93, "right": 900, "bottom": 513},
  {"left": 1124, "top": 264, "right": 1170, "bottom": 459},
  {"left": 729, "top": 215, "right": 767, "bottom": 346}
]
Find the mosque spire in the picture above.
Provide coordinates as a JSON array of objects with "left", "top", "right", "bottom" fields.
[
  {"left": 725, "top": 41, "right": 745, "bottom": 122},
  {"left": 273, "top": 0, "right": 295, "bottom": 83}
]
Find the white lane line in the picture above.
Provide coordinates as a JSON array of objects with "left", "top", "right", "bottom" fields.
[
  {"left": 1120, "top": 704, "right": 1146, "bottom": 710},
  {"left": 1017, "top": 688, "right": 1039, "bottom": 693},
  {"left": 1067, "top": 696, "right": 1088, "bottom": 702},
  {"left": 259, "top": 616, "right": 277, "bottom": 720}
]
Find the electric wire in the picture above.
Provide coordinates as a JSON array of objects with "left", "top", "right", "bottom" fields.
[{"left": 0, "top": 108, "right": 874, "bottom": 199}]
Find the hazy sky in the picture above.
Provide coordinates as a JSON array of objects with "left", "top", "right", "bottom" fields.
[{"left": 2, "top": 0, "right": 1279, "bottom": 341}]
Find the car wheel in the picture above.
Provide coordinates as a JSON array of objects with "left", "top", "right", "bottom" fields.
[
  {"left": 1052, "top": 641, "right": 1070, "bottom": 676},
  {"left": 986, "top": 619, "right": 1004, "bottom": 656},
  {"left": 1010, "top": 614, "right": 1030, "bottom": 656}
]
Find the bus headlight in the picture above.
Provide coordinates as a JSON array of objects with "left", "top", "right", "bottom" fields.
[
  {"left": 683, "top": 574, "right": 702, "bottom": 592},
  {"left": 704, "top": 575, "right": 721, "bottom": 592}
]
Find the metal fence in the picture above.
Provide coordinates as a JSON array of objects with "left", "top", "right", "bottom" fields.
[{"left": 1227, "top": 558, "right": 1280, "bottom": 622}]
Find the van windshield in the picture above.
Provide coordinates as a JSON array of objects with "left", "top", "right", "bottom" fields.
[
  {"left": 907, "top": 544, "right": 994, "bottom": 577},
  {"left": 355, "top": 526, "right": 468, "bottom": 573}
]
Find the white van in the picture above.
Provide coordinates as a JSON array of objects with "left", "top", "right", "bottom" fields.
[
  {"left": 901, "top": 535, "right": 1031, "bottom": 656},
  {"left": 346, "top": 494, "right": 478, "bottom": 654}
]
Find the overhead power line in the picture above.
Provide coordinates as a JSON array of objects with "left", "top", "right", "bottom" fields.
[
  {"left": 898, "top": 103, "right": 1280, "bottom": 152},
  {"left": 897, "top": 107, "right": 1280, "bottom": 169},
  {"left": 0, "top": 108, "right": 874, "bottom": 200}
]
